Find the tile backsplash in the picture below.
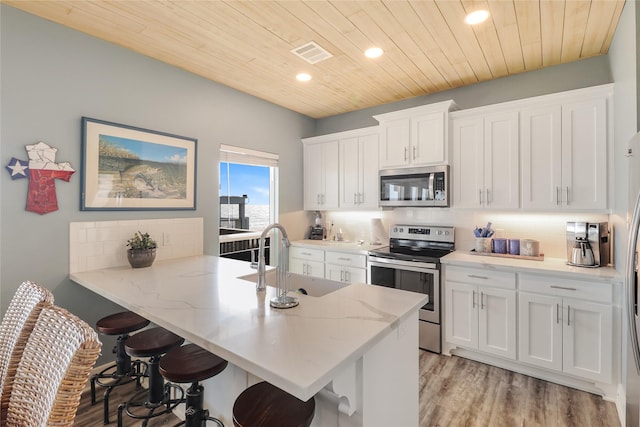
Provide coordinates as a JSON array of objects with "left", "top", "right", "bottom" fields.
[
  {"left": 70, "top": 218, "right": 203, "bottom": 273},
  {"left": 321, "top": 209, "right": 611, "bottom": 261}
]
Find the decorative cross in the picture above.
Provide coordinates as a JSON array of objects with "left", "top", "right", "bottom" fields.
[{"left": 5, "top": 141, "right": 75, "bottom": 215}]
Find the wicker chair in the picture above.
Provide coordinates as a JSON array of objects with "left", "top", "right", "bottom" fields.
[
  {"left": 5, "top": 305, "right": 102, "bottom": 426},
  {"left": 0, "top": 281, "right": 54, "bottom": 425}
]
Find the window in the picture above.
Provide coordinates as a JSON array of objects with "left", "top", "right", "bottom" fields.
[{"left": 219, "top": 145, "right": 278, "bottom": 232}]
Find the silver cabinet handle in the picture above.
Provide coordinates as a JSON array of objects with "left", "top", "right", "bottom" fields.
[
  {"left": 340, "top": 270, "right": 345, "bottom": 282},
  {"left": 550, "top": 285, "right": 577, "bottom": 291},
  {"left": 307, "top": 264, "right": 312, "bottom": 276},
  {"left": 472, "top": 290, "right": 476, "bottom": 308},
  {"left": 404, "top": 147, "right": 408, "bottom": 161},
  {"left": 301, "top": 252, "right": 312, "bottom": 256},
  {"left": 556, "top": 187, "right": 561, "bottom": 205},
  {"left": 468, "top": 274, "right": 489, "bottom": 280},
  {"left": 480, "top": 291, "right": 485, "bottom": 310},
  {"left": 337, "top": 257, "right": 352, "bottom": 261},
  {"left": 302, "top": 264, "right": 307, "bottom": 275},
  {"left": 479, "top": 189, "right": 483, "bottom": 206},
  {"left": 412, "top": 146, "right": 417, "bottom": 160},
  {"left": 486, "top": 189, "right": 490, "bottom": 205},
  {"left": 556, "top": 303, "right": 560, "bottom": 324},
  {"left": 567, "top": 305, "right": 571, "bottom": 326},
  {"left": 565, "top": 187, "right": 570, "bottom": 205}
]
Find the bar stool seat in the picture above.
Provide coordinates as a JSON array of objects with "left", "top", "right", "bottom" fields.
[
  {"left": 233, "top": 381, "right": 315, "bottom": 427},
  {"left": 117, "top": 327, "right": 185, "bottom": 427},
  {"left": 160, "top": 343, "right": 228, "bottom": 426},
  {"left": 91, "top": 311, "right": 150, "bottom": 424}
]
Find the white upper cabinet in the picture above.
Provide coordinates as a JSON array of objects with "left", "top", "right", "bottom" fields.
[
  {"left": 339, "top": 130, "right": 379, "bottom": 209},
  {"left": 303, "top": 126, "right": 379, "bottom": 211},
  {"left": 303, "top": 139, "right": 339, "bottom": 210},
  {"left": 451, "top": 111, "right": 519, "bottom": 209},
  {"left": 374, "top": 100, "right": 456, "bottom": 168},
  {"left": 521, "top": 85, "right": 610, "bottom": 211}
]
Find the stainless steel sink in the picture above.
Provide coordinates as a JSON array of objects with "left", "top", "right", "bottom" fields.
[{"left": 237, "top": 270, "right": 346, "bottom": 297}]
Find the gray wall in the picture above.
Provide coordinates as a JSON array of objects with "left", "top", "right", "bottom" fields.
[
  {"left": 0, "top": 5, "right": 314, "bottom": 358},
  {"left": 316, "top": 56, "right": 612, "bottom": 135}
]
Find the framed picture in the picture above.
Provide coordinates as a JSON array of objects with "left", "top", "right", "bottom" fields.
[{"left": 81, "top": 117, "right": 197, "bottom": 210}]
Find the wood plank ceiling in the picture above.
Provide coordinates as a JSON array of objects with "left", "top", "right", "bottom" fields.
[{"left": 4, "top": 1, "right": 625, "bottom": 119}]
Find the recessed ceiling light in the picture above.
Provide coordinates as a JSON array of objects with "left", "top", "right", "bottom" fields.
[
  {"left": 296, "top": 73, "right": 312, "bottom": 82},
  {"left": 365, "top": 47, "right": 384, "bottom": 59},
  {"left": 465, "top": 10, "right": 489, "bottom": 25}
]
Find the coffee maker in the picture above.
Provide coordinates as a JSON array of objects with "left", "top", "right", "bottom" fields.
[{"left": 566, "top": 222, "right": 610, "bottom": 267}]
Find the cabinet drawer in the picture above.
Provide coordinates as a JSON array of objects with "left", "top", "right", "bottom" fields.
[
  {"left": 325, "top": 251, "right": 367, "bottom": 268},
  {"left": 445, "top": 266, "right": 516, "bottom": 290},
  {"left": 519, "top": 274, "right": 612, "bottom": 304},
  {"left": 290, "top": 246, "right": 324, "bottom": 262}
]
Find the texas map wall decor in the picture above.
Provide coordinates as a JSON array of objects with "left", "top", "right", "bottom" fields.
[{"left": 6, "top": 141, "right": 75, "bottom": 215}]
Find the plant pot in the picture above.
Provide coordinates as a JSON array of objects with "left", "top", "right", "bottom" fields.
[{"left": 127, "top": 248, "right": 156, "bottom": 268}]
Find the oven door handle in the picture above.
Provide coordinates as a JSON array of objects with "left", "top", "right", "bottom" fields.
[{"left": 368, "top": 256, "right": 437, "bottom": 271}]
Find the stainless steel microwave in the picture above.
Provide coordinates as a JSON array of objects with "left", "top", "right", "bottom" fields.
[{"left": 379, "top": 165, "right": 449, "bottom": 207}]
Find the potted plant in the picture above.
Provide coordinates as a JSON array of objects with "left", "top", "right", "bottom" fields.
[{"left": 126, "top": 231, "right": 157, "bottom": 268}]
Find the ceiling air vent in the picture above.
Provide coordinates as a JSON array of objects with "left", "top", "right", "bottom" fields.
[{"left": 291, "top": 41, "right": 333, "bottom": 64}]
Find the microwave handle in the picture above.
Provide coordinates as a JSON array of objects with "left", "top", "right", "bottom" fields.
[{"left": 428, "top": 173, "right": 434, "bottom": 201}]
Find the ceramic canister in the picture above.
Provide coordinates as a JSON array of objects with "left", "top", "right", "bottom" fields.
[
  {"left": 508, "top": 239, "right": 520, "bottom": 255},
  {"left": 520, "top": 239, "right": 540, "bottom": 256},
  {"left": 492, "top": 238, "right": 507, "bottom": 254},
  {"left": 475, "top": 237, "right": 492, "bottom": 253}
]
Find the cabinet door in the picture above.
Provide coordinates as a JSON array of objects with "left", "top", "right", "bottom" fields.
[
  {"left": 451, "top": 116, "right": 484, "bottom": 208},
  {"left": 303, "top": 142, "right": 324, "bottom": 210},
  {"left": 326, "top": 265, "right": 367, "bottom": 284},
  {"left": 518, "top": 292, "right": 562, "bottom": 372},
  {"left": 444, "top": 281, "right": 477, "bottom": 349},
  {"left": 561, "top": 98, "right": 607, "bottom": 210},
  {"left": 339, "top": 133, "right": 379, "bottom": 209},
  {"left": 322, "top": 140, "right": 340, "bottom": 210},
  {"left": 521, "top": 105, "right": 563, "bottom": 209},
  {"left": 379, "top": 117, "right": 410, "bottom": 168},
  {"left": 412, "top": 111, "right": 446, "bottom": 165},
  {"left": 359, "top": 133, "right": 380, "bottom": 209},
  {"left": 563, "top": 299, "right": 612, "bottom": 383},
  {"left": 478, "top": 287, "right": 516, "bottom": 360},
  {"left": 483, "top": 112, "right": 519, "bottom": 209},
  {"left": 339, "top": 137, "right": 360, "bottom": 209}
]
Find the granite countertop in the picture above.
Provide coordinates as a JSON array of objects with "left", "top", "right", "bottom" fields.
[
  {"left": 70, "top": 256, "right": 425, "bottom": 401},
  {"left": 442, "top": 251, "right": 622, "bottom": 282},
  {"left": 291, "top": 239, "right": 387, "bottom": 254}
]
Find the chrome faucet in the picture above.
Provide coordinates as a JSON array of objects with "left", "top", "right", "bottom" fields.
[
  {"left": 256, "top": 223, "right": 298, "bottom": 308},
  {"left": 257, "top": 223, "right": 290, "bottom": 291}
]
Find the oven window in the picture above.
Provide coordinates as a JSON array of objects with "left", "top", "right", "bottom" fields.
[
  {"left": 397, "top": 270, "right": 434, "bottom": 312},
  {"left": 370, "top": 265, "right": 395, "bottom": 288}
]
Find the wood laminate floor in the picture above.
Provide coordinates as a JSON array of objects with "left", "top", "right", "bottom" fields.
[{"left": 75, "top": 351, "right": 621, "bottom": 426}]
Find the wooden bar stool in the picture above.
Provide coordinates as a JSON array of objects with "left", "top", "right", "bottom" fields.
[
  {"left": 232, "top": 381, "right": 315, "bottom": 427},
  {"left": 90, "top": 311, "right": 150, "bottom": 424},
  {"left": 159, "top": 343, "right": 228, "bottom": 427},
  {"left": 117, "top": 327, "right": 185, "bottom": 427}
]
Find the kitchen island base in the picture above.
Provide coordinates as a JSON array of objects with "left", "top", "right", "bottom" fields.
[{"left": 193, "top": 311, "right": 419, "bottom": 427}]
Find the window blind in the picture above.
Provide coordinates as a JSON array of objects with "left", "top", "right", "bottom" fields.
[{"left": 220, "top": 144, "right": 279, "bottom": 167}]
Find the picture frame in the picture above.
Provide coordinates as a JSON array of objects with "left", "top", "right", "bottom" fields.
[{"left": 81, "top": 117, "right": 197, "bottom": 210}]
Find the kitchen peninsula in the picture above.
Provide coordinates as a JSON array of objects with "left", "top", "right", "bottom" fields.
[{"left": 70, "top": 255, "right": 426, "bottom": 426}]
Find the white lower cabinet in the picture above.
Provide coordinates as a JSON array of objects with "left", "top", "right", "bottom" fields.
[
  {"left": 518, "top": 274, "right": 613, "bottom": 383},
  {"left": 325, "top": 250, "right": 367, "bottom": 284},
  {"left": 445, "top": 266, "right": 517, "bottom": 360},
  {"left": 289, "top": 244, "right": 368, "bottom": 284},
  {"left": 289, "top": 247, "right": 324, "bottom": 278}
]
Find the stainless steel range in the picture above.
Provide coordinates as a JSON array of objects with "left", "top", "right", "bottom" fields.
[{"left": 368, "top": 224, "right": 455, "bottom": 353}]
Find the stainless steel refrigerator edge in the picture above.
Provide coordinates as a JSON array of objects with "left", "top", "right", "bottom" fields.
[{"left": 626, "top": 132, "right": 640, "bottom": 426}]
